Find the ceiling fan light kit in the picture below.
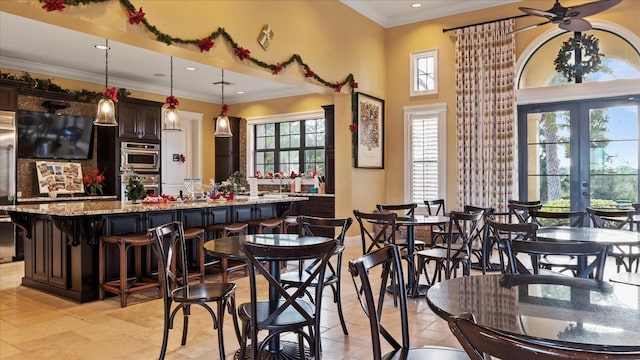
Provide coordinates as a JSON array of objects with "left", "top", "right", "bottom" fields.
[{"left": 516, "top": 0, "right": 622, "bottom": 33}]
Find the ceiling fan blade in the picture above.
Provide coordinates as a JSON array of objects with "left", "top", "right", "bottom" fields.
[
  {"left": 559, "top": 18, "right": 593, "bottom": 32},
  {"left": 519, "top": 6, "right": 556, "bottom": 18},
  {"left": 511, "top": 20, "right": 552, "bottom": 34},
  {"left": 566, "top": 0, "right": 622, "bottom": 18}
]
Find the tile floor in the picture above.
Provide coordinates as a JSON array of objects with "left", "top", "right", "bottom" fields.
[{"left": 0, "top": 236, "right": 466, "bottom": 359}]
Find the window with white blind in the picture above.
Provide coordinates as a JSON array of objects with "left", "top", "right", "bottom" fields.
[{"left": 404, "top": 104, "right": 446, "bottom": 207}]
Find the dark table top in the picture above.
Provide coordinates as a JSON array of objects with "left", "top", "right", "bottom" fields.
[
  {"left": 203, "top": 233, "right": 331, "bottom": 260},
  {"left": 538, "top": 226, "right": 640, "bottom": 245},
  {"left": 426, "top": 273, "right": 640, "bottom": 349}
]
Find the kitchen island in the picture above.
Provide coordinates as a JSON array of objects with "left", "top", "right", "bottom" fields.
[{"left": 0, "top": 196, "right": 306, "bottom": 303}]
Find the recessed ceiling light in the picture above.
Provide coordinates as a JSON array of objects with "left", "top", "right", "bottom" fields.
[
  {"left": 185, "top": 66, "right": 197, "bottom": 71},
  {"left": 236, "top": 91, "right": 245, "bottom": 94},
  {"left": 411, "top": 3, "right": 422, "bottom": 8},
  {"left": 94, "top": 44, "right": 110, "bottom": 50}
]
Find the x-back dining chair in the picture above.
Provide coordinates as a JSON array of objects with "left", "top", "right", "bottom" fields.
[
  {"left": 148, "top": 221, "right": 241, "bottom": 360},
  {"left": 586, "top": 207, "right": 639, "bottom": 273},
  {"left": 532, "top": 209, "right": 587, "bottom": 274},
  {"left": 376, "top": 203, "right": 426, "bottom": 252},
  {"left": 238, "top": 238, "right": 337, "bottom": 360},
  {"left": 424, "top": 199, "right": 450, "bottom": 247},
  {"left": 279, "top": 216, "right": 353, "bottom": 335},
  {"left": 448, "top": 313, "right": 640, "bottom": 360},
  {"left": 349, "top": 245, "right": 468, "bottom": 360}
]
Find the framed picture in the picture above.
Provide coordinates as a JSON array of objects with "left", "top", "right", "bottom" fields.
[{"left": 354, "top": 92, "right": 385, "bottom": 169}]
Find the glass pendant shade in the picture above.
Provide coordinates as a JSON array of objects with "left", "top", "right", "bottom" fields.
[
  {"left": 214, "top": 115, "right": 232, "bottom": 137},
  {"left": 94, "top": 97, "right": 117, "bottom": 126},
  {"left": 163, "top": 105, "right": 181, "bottom": 131}
]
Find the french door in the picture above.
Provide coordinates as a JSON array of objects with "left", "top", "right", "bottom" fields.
[{"left": 517, "top": 95, "right": 640, "bottom": 211}]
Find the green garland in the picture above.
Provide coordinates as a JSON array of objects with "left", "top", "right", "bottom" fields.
[
  {"left": 0, "top": 71, "right": 130, "bottom": 103},
  {"left": 39, "top": 0, "right": 357, "bottom": 93},
  {"left": 554, "top": 33, "right": 604, "bottom": 81}
]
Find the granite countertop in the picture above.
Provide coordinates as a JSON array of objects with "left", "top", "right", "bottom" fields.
[
  {"left": 18, "top": 195, "right": 118, "bottom": 203},
  {"left": 0, "top": 196, "right": 307, "bottom": 216}
]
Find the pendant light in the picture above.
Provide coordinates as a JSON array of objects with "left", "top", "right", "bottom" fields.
[
  {"left": 214, "top": 68, "right": 232, "bottom": 137},
  {"left": 94, "top": 39, "right": 118, "bottom": 126},
  {"left": 162, "top": 56, "right": 182, "bottom": 131}
]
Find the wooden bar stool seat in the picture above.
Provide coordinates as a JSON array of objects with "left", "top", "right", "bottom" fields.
[
  {"left": 283, "top": 216, "right": 299, "bottom": 234},
  {"left": 248, "top": 218, "right": 284, "bottom": 234},
  {"left": 203, "top": 223, "right": 249, "bottom": 282},
  {"left": 98, "top": 232, "right": 161, "bottom": 308}
]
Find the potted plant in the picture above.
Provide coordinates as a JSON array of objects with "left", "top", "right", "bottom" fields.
[
  {"left": 125, "top": 176, "right": 146, "bottom": 203},
  {"left": 83, "top": 168, "right": 105, "bottom": 195}
]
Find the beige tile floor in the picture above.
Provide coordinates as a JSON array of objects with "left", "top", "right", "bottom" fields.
[{"left": 0, "top": 236, "right": 466, "bottom": 360}]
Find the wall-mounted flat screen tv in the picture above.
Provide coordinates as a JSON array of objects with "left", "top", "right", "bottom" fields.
[{"left": 17, "top": 110, "right": 95, "bottom": 160}]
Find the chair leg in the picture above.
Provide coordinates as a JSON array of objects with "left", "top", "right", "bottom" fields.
[
  {"left": 334, "top": 282, "right": 349, "bottom": 335},
  {"left": 120, "top": 242, "right": 128, "bottom": 308},
  {"left": 217, "top": 300, "right": 226, "bottom": 360},
  {"left": 227, "top": 294, "right": 242, "bottom": 346},
  {"left": 181, "top": 305, "right": 190, "bottom": 346}
]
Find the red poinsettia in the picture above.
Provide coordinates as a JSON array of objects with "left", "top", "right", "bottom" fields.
[
  {"left": 164, "top": 95, "right": 179, "bottom": 108},
  {"left": 234, "top": 47, "right": 251, "bottom": 61},
  {"left": 304, "top": 67, "right": 315, "bottom": 78},
  {"left": 178, "top": 154, "right": 186, "bottom": 163},
  {"left": 83, "top": 168, "right": 105, "bottom": 195},
  {"left": 42, "top": 0, "right": 65, "bottom": 12},
  {"left": 349, "top": 123, "right": 358, "bottom": 133},
  {"left": 334, "top": 83, "right": 342, "bottom": 93},
  {"left": 127, "top": 7, "right": 145, "bottom": 25},
  {"left": 104, "top": 87, "right": 119, "bottom": 103},
  {"left": 198, "top": 38, "right": 214, "bottom": 52},
  {"left": 350, "top": 80, "right": 359, "bottom": 89},
  {"left": 220, "top": 104, "right": 229, "bottom": 116},
  {"left": 272, "top": 63, "right": 284, "bottom": 75}
]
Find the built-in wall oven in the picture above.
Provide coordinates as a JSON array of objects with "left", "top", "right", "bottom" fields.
[{"left": 120, "top": 142, "right": 160, "bottom": 172}]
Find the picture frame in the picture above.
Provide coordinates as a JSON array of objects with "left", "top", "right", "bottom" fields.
[{"left": 354, "top": 92, "right": 385, "bottom": 169}]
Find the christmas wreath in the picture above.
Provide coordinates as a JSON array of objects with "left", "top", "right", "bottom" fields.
[{"left": 554, "top": 33, "right": 604, "bottom": 81}]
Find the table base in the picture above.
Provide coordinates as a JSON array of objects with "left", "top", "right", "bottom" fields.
[
  {"left": 386, "top": 283, "right": 430, "bottom": 298},
  {"left": 234, "top": 340, "right": 311, "bottom": 360}
]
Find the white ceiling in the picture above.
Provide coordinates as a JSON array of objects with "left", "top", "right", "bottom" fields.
[{"left": 0, "top": 1, "right": 521, "bottom": 105}]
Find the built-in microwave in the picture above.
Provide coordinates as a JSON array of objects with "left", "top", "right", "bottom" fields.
[{"left": 120, "top": 142, "right": 160, "bottom": 172}]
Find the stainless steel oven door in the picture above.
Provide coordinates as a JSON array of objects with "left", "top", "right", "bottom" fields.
[{"left": 120, "top": 142, "right": 160, "bottom": 172}]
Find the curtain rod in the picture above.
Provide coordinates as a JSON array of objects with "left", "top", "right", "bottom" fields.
[{"left": 442, "top": 14, "right": 529, "bottom": 33}]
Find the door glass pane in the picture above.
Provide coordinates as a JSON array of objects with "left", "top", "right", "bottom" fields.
[
  {"left": 526, "top": 110, "right": 571, "bottom": 209},
  {"left": 589, "top": 104, "right": 639, "bottom": 208}
]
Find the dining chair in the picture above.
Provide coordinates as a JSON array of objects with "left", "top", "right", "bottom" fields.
[
  {"left": 349, "top": 244, "right": 469, "bottom": 360},
  {"left": 507, "top": 199, "right": 542, "bottom": 224},
  {"left": 279, "top": 216, "right": 353, "bottom": 335},
  {"left": 486, "top": 219, "right": 538, "bottom": 275},
  {"left": 586, "top": 207, "right": 639, "bottom": 273},
  {"left": 376, "top": 203, "right": 426, "bottom": 252},
  {"left": 415, "top": 210, "right": 484, "bottom": 284},
  {"left": 148, "top": 221, "right": 241, "bottom": 360},
  {"left": 424, "top": 199, "right": 450, "bottom": 246},
  {"left": 463, "top": 205, "right": 496, "bottom": 274},
  {"left": 499, "top": 238, "right": 610, "bottom": 280},
  {"left": 448, "top": 313, "right": 640, "bottom": 360},
  {"left": 532, "top": 209, "right": 586, "bottom": 274},
  {"left": 353, "top": 209, "right": 397, "bottom": 255},
  {"left": 237, "top": 238, "right": 337, "bottom": 360}
]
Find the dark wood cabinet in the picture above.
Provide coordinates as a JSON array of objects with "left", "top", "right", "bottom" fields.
[
  {"left": 215, "top": 116, "right": 241, "bottom": 182},
  {"left": 117, "top": 98, "right": 161, "bottom": 143},
  {"left": 0, "top": 81, "right": 18, "bottom": 111},
  {"left": 322, "top": 105, "right": 335, "bottom": 194}
]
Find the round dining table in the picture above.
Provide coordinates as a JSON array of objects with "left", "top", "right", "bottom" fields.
[
  {"left": 426, "top": 273, "right": 640, "bottom": 351},
  {"left": 537, "top": 226, "right": 640, "bottom": 273},
  {"left": 395, "top": 215, "right": 448, "bottom": 297},
  {"left": 204, "top": 233, "right": 332, "bottom": 360}
]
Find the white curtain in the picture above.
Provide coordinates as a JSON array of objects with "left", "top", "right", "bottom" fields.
[{"left": 455, "top": 20, "right": 515, "bottom": 212}]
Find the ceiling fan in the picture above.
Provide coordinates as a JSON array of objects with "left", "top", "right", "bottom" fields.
[{"left": 514, "top": 0, "right": 622, "bottom": 33}]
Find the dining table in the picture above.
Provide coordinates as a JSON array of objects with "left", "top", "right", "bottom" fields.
[
  {"left": 395, "top": 215, "right": 449, "bottom": 297},
  {"left": 426, "top": 273, "right": 640, "bottom": 351},
  {"left": 204, "top": 233, "right": 332, "bottom": 360},
  {"left": 537, "top": 226, "right": 640, "bottom": 273}
]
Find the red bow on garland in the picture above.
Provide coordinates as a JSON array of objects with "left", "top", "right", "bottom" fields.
[
  {"left": 105, "top": 87, "right": 119, "bottom": 103},
  {"left": 164, "top": 96, "right": 179, "bottom": 108},
  {"left": 42, "top": 0, "right": 65, "bottom": 12},
  {"left": 234, "top": 47, "right": 251, "bottom": 61},
  {"left": 349, "top": 123, "right": 358, "bottom": 133},
  {"left": 199, "top": 38, "right": 214, "bottom": 52},
  {"left": 127, "top": 7, "right": 145, "bottom": 25}
]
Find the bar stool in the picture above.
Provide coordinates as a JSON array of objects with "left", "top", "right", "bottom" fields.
[
  {"left": 98, "top": 232, "right": 161, "bottom": 307},
  {"left": 203, "top": 223, "right": 249, "bottom": 282},
  {"left": 180, "top": 228, "right": 206, "bottom": 284},
  {"left": 283, "top": 216, "right": 299, "bottom": 234},
  {"left": 248, "top": 217, "right": 284, "bottom": 234}
]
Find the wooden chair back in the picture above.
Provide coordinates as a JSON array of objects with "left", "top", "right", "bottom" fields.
[
  {"left": 532, "top": 210, "right": 586, "bottom": 228},
  {"left": 353, "top": 210, "right": 397, "bottom": 255},
  {"left": 448, "top": 313, "right": 640, "bottom": 360}
]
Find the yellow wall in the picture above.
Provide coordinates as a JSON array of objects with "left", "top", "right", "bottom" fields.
[
  {"left": 384, "top": 0, "right": 639, "bottom": 207},
  {"left": 2, "top": 0, "right": 637, "bottom": 225}
]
